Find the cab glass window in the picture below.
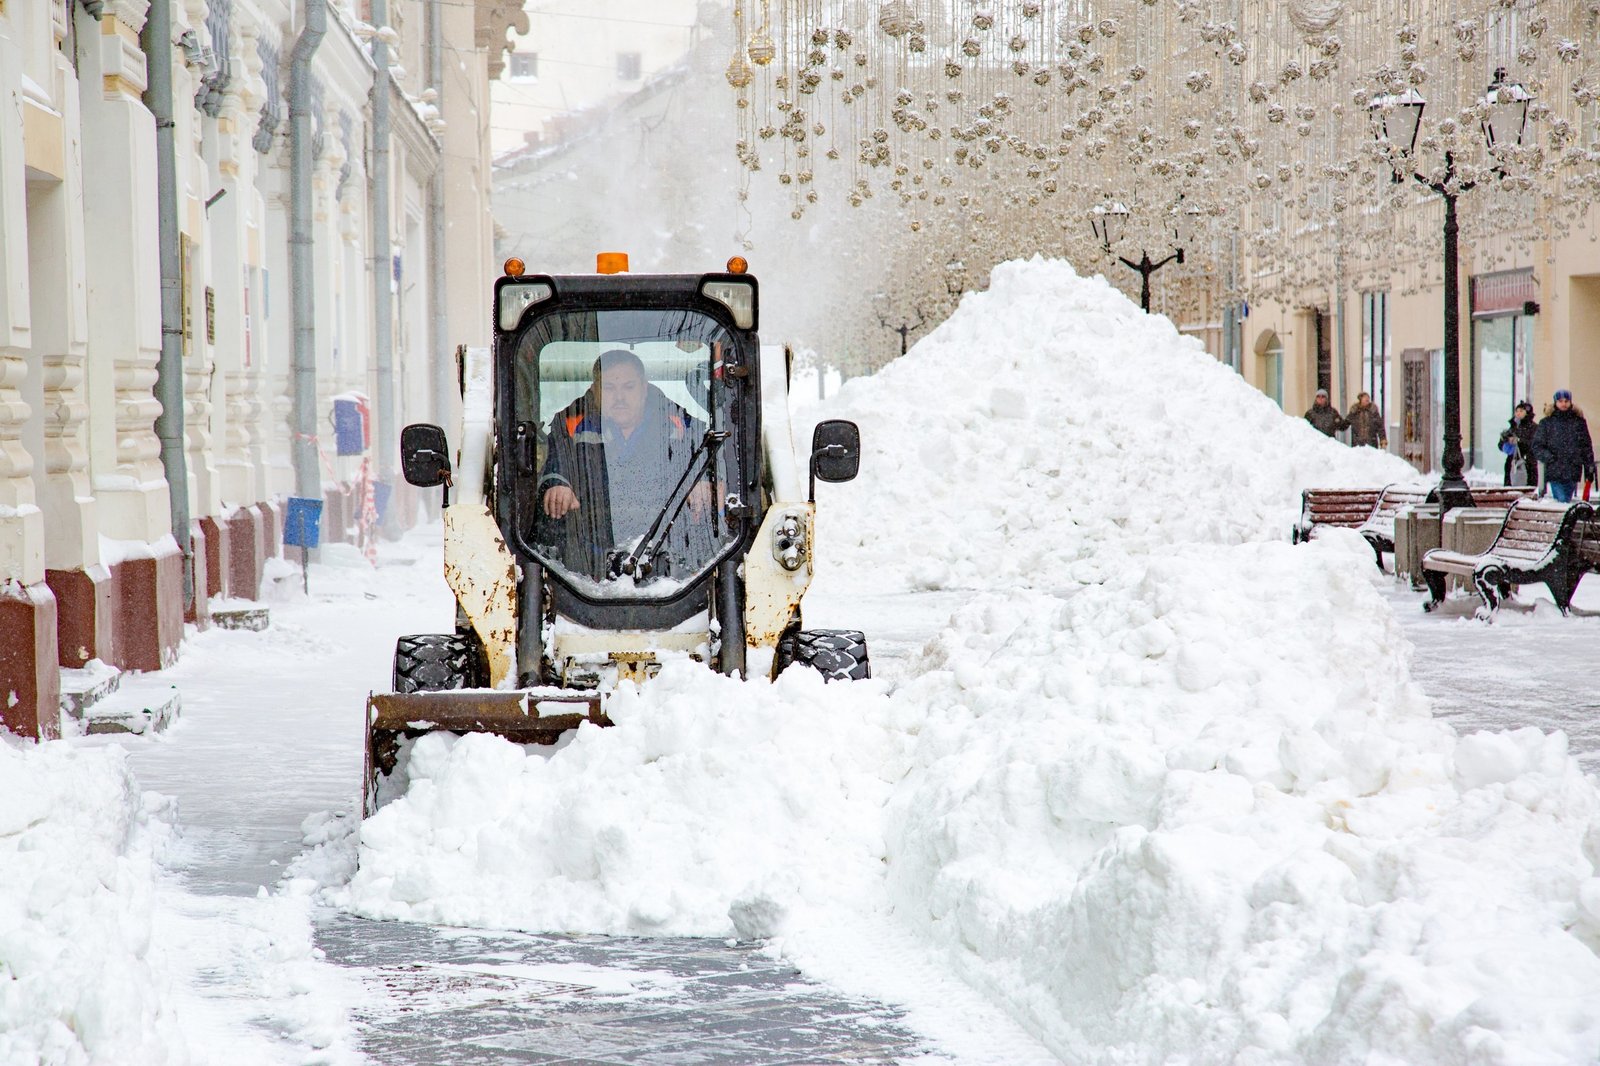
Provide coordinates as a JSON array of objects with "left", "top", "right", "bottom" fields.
[{"left": 512, "top": 309, "right": 740, "bottom": 599}]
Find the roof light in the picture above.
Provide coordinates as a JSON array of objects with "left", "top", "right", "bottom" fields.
[
  {"left": 498, "top": 281, "right": 553, "bottom": 331},
  {"left": 503, "top": 257, "right": 525, "bottom": 278},
  {"left": 726, "top": 256, "right": 749, "bottom": 274},
  {"left": 596, "top": 252, "right": 629, "bottom": 274},
  {"left": 701, "top": 279, "right": 756, "bottom": 329}
]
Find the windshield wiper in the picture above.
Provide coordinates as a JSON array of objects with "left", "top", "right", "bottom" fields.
[{"left": 609, "top": 430, "right": 728, "bottom": 583}]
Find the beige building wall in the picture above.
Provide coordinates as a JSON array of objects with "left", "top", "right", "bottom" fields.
[
  {"left": 0, "top": 0, "right": 514, "bottom": 738},
  {"left": 1214, "top": 215, "right": 1600, "bottom": 477}
]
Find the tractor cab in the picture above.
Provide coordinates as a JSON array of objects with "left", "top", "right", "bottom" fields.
[{"left": 377, "top": 254, "right": 866, "bottom": 816}]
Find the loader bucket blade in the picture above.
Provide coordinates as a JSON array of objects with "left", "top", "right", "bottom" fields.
[{"left": 363, "top": 689, "right": 607, "bottom": 817}]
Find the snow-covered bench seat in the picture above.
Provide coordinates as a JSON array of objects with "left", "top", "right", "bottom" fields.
[
  {"left": 1421, "top": 498, "right": 1595, "bottom": 615},
  {"left": 1356, "top": 485, "right": 1436, "bottom": 570},
  {"left": 1291, "top": 488, "right": 1382, "bottom": 544}
]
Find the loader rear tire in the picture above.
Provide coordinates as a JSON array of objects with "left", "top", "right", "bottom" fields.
[
  {"left": 776, "top": 629, "right": 871, "bottom": 682},
  {"left": 393, "top": 633, "right": 486, "bottom": 692}
]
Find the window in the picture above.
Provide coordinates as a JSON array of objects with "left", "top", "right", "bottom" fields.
[
  {"left": 512, "top": 309, "right": 742, "bottom": 600},
  {"left": 616, "top": 52, "right": 642, "bottom": 81},
  {"left": 1361, "top": 290, "right": 1389, "bottom": 424},
  {"left": 1258, "top": 331, "right": 1284, "bottom": 409},
  {"left": 509, "top": 51, "right": 538, "bottom": 80}
]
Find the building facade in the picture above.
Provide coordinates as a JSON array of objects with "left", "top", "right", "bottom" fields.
[
  {"left": 0, "top": 0, "right": 515, "bottom": 739},
  {"left": 1177, "top": 226, "right": 1600, "bottom": 478},
  {"left": 490, "top": 0, "right": 700, "bottom": 160}
]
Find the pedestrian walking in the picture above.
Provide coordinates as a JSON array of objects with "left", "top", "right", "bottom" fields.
[
  {"left": 1530, "top": 389, "right": 1596, "bottom": 502},
  {"left": 1346, "top": 391, "right": 1386, "bottom": 449},
  {"left": 1497, "top": 401, "right": 1537, "bottom": 488},
  {"left": 1304, "top": 388, "right": 1349, "bottom": 438}
]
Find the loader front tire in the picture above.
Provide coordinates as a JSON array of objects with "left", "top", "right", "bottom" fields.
[
  {"left": 776, "top": 629, "right": 871, "bottom": 682},
  {"left": 393, "top": 633, "right": 486, "bottom": 692}
]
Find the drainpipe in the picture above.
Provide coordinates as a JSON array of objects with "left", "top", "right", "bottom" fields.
[
  {"left": 142, "top": 0, "right": 193, "bottom": 610},
  {"left": 1335, "top": 239, "right": 1348, "bottom": 412},
  {"left": 290, "top": 0, "right": 326, "bottom": 504},
  {"left": 427, "top": 0, "right": 449, "bottom": 445},
  {"left": 370, "top": 0, "right": 395, "bottom": 496},
  {"left": 1222, "top": 231, "right": 1239, "bottom": 373}
]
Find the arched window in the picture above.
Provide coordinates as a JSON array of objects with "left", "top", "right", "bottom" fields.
[{"left": 1255, "top": 331, "right": 1284, "bottom": 409}]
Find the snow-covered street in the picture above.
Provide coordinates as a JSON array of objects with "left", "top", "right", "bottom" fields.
[{"left": 7, "top": 260, "right": 1600, "bottom": 1065}]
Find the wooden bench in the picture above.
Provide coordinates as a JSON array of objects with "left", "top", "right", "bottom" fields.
[
  {"left": 1357, "top": 485, "right": 1436, "bottom": 570},
  {"left": 1461, "top": 485, "right": 1538, "bottom": 509},
  {"left": 1575, "top": 516, "right": 1600, "bottom": 574},
  {"left": 1291, "top": 488, "right": 1381, "bottom": 544},
  {"left": 1421, "top": 499, "right": 1596, "bottom": 614}
]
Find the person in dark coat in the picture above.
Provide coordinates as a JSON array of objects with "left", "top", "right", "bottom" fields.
[
  {"left": 1530, "top": 389, "right": 1596, "bottom": 502},
  {"left": 1304, "top": 388, "right": 1349, "bottom": 437},
  {"left": 537, "top": 349, "right": 714, "bottom": 579},
  {"left": 1497, "top": 401, "right": 1537, "bottom": 487},
  {"left": 1346, "top": 391, "right": 1386, "bottom": 448}
]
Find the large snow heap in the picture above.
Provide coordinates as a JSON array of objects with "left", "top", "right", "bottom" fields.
[
  {"left": 348, "top": 259, "right": 1600, "bottom": 1062},
  {"left": 808, "top": 257, "right": 1419, "bottom": 591}
]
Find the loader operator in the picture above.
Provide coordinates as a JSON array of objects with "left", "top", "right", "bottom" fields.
[{"left": 536, "top": 349, "right": 715, "bottom": 581}]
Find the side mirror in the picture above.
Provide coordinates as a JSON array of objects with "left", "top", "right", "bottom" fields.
[
  {"left": 400, "top": 423, "right": 452, "bottom": 487},
  {"left": 809, "top": 419, "right": 861, "bottom": 500}
]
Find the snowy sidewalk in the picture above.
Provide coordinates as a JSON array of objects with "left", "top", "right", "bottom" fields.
[{"left": 1384, "top": 571, "right": 1600, "bottom": 772}]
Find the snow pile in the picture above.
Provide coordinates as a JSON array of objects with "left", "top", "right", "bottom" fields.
[
  {"left": 0, "top": 736, "right": 191, "bottom": 1064},
  {"left": 340, "top": 258, "right": 1600, "bottom": 1063},
  {"left": 808, "top": 257, "right": 1418, "bottom": 591},
  {"left": 341, "top": 666, "right": 907, "bottom": 935},
  {"left": 885, "top": 539, "right": 1600, "bottom": 1063}
]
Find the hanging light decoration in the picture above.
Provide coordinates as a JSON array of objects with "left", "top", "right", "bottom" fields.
[{"left": 723, "top": 0, "right": 1600, "bottom": 322}]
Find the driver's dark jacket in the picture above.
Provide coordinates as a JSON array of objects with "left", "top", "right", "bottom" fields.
[{"left": 536, "top": 387, "right": 709, "bottom": 579}]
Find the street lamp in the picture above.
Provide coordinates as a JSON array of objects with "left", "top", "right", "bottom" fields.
[
  {"left": 1089, "top": 199, "right": 1127, "bottom": 251},
  {"left": 872, "top": 291, "right": 926, "bottom": 357},
  {"left": 1369, "top": 69, "right": 1532, "bottom": 510},
  {"left": 1090, "top": 199, "right": 1183, "bottom": 314},
  {"left": 944, "top": 258, "right": 967, "bottom": 309}
]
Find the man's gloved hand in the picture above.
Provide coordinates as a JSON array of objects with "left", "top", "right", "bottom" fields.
[{"left": 544, "top": 484, "right": 580, "bottom": 518}]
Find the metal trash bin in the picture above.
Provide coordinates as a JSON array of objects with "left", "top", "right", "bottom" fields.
[
  {"left": 1394, "top": 504, "right": 1441, "bottom": 589},
  {"left": 1442, "top": 506, "right": 1511, "bottom": 593}
]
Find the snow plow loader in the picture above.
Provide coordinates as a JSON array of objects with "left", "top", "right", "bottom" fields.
[{"left": 364, "top": 254, "right": 867, "bottom": 814}]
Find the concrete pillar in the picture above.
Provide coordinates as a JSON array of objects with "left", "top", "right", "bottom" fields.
[
  {"left": 0, "top": 11, "right": 45, "bottom": 589},
  {"left": 30, "top": 12, "right": 114, "bottom": 670},
  {"left": 172, "top": 0, "right": 218, "bottom": 536},
  {"left": 260, "top": 158, "right": 295, "bottom": 499},
  {"left": 0, "top": 7, "right": 58, "bottom": 737},
  {"left": 80, "top": 0, "right": 182, "bottom": 671},
  {"left": 215, "top": 17, "right": 267, "bottom": 511}
]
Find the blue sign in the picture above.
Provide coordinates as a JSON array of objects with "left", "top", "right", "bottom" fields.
[
  {"left": 284, "top": 497, "right": 323, "bottom": 549},
  {"left": 373, "top": 481, "right": 393, "bottom": 523},
  {"left": 332, "top": 397, "right": 369, "bottom": 455}
]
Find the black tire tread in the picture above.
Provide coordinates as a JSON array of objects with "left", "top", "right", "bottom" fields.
[
  {"left": 775, "top": 628, "right": 871, "bottom": 682},
  {"left": 393, "top": 633, "right": 485, "bottom": 692}
]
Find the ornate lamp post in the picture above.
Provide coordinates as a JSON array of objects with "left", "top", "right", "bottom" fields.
[
  {"left": 944, "top": 258, "right": 967, "bottom": 305},
  {"left": 1090, "top": 199, "right": 1183, "bottom": 313},
  {"left": 1369, "top": 70, "right": 1531, "bottom": 510},
  {"left": 872, "top": 291, "right": 926, "bottom": 357}
]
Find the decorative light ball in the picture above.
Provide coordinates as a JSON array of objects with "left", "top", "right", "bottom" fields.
[
  {"left": 747, "top": 32, "right": 776, "bottom": 65},
  {"left": 878, "top": 1, "right": 913, "bottom": 37},
  {"left": 972, "top": 12, "right": 993, "bottom": 31},
  {"left": 725, "top": 55, "right": 753, "bottom": 88}
]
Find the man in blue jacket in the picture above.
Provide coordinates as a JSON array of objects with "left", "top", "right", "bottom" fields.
[{"left": 1531, "top": 388, "right": 1596, "bottom": 502}]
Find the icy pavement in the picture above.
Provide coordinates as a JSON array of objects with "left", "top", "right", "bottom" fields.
[
  {"left": 1382, "top": 570, "right": 1600, "bottom": 774},
  {"left": 316, "top": 916, "right": 934, "bottom": 1065},
  {"left": 97, "top": 530, "right": 971, "bottom": 1064}
]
